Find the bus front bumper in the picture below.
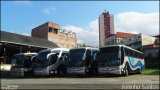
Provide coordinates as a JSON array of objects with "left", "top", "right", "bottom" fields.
[
  {"left": 34, "top": 68, "right": 49, "bottom": 76},
  {"left": 67, "top": 67, "right": 85, "bottom": 75},
  {"left": 10, "top": 68, "right": 24, "bottom": 77},
  {"left": 98, "top": 67, "right": 121, "bottom": 75}
]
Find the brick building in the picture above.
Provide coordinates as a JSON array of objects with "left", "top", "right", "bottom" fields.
[
  {"left": 122, "top": 34, "right": 157, "bottom": 51},
  {"left": 105, "top": 32, "right": 136, "bottom": 46},
  {"left": 99, "top": 11, "right": 115, "bottom": 47},
  {"left": 105, "top": 32, "right": 157, "bottom": 51},
  {"left": 32, "top": 22, "right": 77, "bottom": 49}
]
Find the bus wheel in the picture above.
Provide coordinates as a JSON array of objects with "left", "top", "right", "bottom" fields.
[
  {"left": 57, "top": 66, "right": 66, "bottom": 76},
  {"left": 92, "top": 68, "right": 98, "bottom": 76},
  {"left": 138, "top": 68, "right": 142, "bottom": 74},
  {"left": 85, "top": 68, "right": 90, "bottom": 76},
  {"left": 124, "top": 66, "right": 129, "bottom": 76}
]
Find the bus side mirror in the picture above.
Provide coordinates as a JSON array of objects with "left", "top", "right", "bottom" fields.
[
  {"left": 49, "top": 54, "right": 55, "bottom": 60},
  {"left": 82, "top": 55, "right": 86, "bottom": 60},
  {"left": 93, "top": 54, "right": 96, "bottom": 61},
  {"left": 48, "top": 54, "right": 55, "bottom": 65},
  {"left": 118, "top": 51, "right": 121, "bottom": 59},
  {"left": 64, "top": 56, "right": 68, "bottom": 60},
  {"left": 31, "top": 56, "right": 36, "bottom": 62},
  {"left": 59, "top": 56, "right": 63, "bottom": 61},
  {"left": 11, "top": 59, "right": 16, "bottom": 66}
]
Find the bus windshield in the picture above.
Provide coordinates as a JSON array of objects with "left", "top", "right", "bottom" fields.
[
  {"left": 98, "top": 46, "right": 120, "bottom": 66},
  {"left": 14, "top": 55, "right": 24, "bottom": 67},
  {"left": 67, "top": 49, "right": 85, "bottom": 67},
  {"left": 48, "top": 50, "right": 61, "bottom": 64},
  {"left": 14, "top": 55, "right": 33, "bottom": 68},
  {"left": 35, "top": 50, "right": 51, "bottom": 68}
]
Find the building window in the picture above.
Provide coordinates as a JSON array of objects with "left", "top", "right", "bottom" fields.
[
  {"left": 49, "top": 27, "right": 52, "bottom": 32},
  {"left": 53, "top": 28, "right": 58, "bottom": 34}
]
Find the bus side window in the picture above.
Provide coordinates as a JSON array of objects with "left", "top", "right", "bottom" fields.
[
  {"left": 24, "top": 56, "right": 32, "bottom": 68},
  {"left": 141, "top": 53, "right": 144, "bottom": 59},
  {"left": 129, "top": 49, "right": 132, "bottom": 57},
  {"left": 61, "top": 53, "right": 65, "bottom": 61},
  {"left": 65, "top": 53, "right": 68, "bottom": 59},
  {"left": 121, "top": 47, "right": 124, "bottom": 65},
  {"left": 132, "top": 52, "right": 135, "bottom": 58},
  {"left": 134, "top": 52, "right": 138, "bottom": 58},
  {"left": 61, "top": 51, "right": 69, "bottom": 62},
  {"left": 92, "top": 50, "right": 97, "bottom": 60},
  {"left": 65, "top": 52, "right": 69, "bottom": 64},
  {"left": 136, "top": 52, "right": 139, "bottom": 58},
  {"left": 86, "top": 49, "right": 91, "bottom": 66},
  {"left": 64, "top": 52, "right": 69, "bottom": 61},
  {"left": 49, "top": 54, "right": 58, "bottom": 65},
  {"left": 124, "top": 48, "right": 129, "bottom": 56},
  {"left": 31, "top": 56, "right": 36, "bottom": 68}
]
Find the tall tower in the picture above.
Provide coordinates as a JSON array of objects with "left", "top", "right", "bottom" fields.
[{"left": 99, "top": 10, "right": 115, "bottom": 47}]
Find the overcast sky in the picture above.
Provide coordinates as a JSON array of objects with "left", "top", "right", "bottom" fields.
[{"left": 1, "top": 1, "right": 159, "bottom": 46}]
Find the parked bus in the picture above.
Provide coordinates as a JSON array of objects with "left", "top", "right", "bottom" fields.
[
  {"left": 97, "top": 45, "right": 145, "bottom": 76},
  {"left": 34, "top": 48, "right": 69, "bottom": 76},
  {"left": 10, "top": 53, "right": 37, "bottom": 77},
  {"left": 67, "top": 47, "right": 98, "bottom": 75}
]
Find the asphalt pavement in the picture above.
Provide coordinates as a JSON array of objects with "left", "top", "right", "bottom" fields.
[{"left": 1, "top": 74, "right": 159, "bottom": 89}]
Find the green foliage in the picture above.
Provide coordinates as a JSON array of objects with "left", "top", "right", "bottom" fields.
[{"left": 142, "top": 69, "right": 160, "bottom": 75}]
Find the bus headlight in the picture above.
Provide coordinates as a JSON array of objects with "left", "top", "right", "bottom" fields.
[
  {"left": 78, "top": 67, "right": 85, "bottom": 71},
  {"left": 121, "top": 68, "right": 123, "bottom": 71}
]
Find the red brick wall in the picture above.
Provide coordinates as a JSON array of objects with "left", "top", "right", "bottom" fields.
[
  {"left": 48, "top": 22, "right": 59, "bottom": 28},
  {"left": 31, "top": 23, "right": 48, "bottom": 39},
  {"left": 103, "top": 12, "right": 111, "bottom": 38},
  {"left": 31, "top": 22, "right": 76, "bottom": 49}
]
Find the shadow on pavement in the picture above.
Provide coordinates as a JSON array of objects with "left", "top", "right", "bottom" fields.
[
  {"left": 1, "top": 69, "right": 148, "bottom": 79},
  {"left": 1, "top": 72, "right": 141, "bottom": 79}
]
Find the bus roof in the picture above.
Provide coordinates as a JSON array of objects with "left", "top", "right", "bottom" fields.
[
  {"left": 71, "top": 47, "right": 98, "bottom": 50},
  {"left": 15, "top": 53, "right": 37, "bottom": 56},
  {"left": 51, "top": 48, "right": 70, "bottom": 51},
  {"left": 100, "top": 45, "right": 143, "bottom": 54},
  {"left": 39, "top": 48, "right": 70, "bottom": 53}
]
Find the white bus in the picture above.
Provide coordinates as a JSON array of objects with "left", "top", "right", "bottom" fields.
[
  {"left": 98, "top": 45, "right": 145, "bottom": 76},
  {"left": 34, "top": 48, "right": 69, "bottom": 76},
  {"left": 10, "top": 53, "right": 37, "bottom": 77},
  {"left": 67, "top": 47, "right": 98, "bottom": 75}
]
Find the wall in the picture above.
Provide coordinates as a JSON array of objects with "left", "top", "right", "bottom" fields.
[
  {"left": 109, "top": 15, "right": 115, "bottom": 34},
  {"left": 99, "top": 14, "right": 105, "bottom": 47},
  {"left": 121, "top": 34, "right": 156, "bottom": 51},
  {"left": 48, "top": 22, "right": 59, "bottom": 29},
  {"left": 48, "top": 32, "right": 76, "bottom": 49},
  {"left": 143, "top": 47, "right": 159, "bottom": 58},
  {"left": 31, "top": 23, "right": 48, "bottom": 39},
  {"left": 141, "top": 34, "right": 156, "bottom": 46},
  {"left": 31, "top": 22, "right": 76, "bottom": 49}
]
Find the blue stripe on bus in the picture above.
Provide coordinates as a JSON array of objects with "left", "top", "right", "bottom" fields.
[{"left": 128, "top": 57, "right": 145, "bottom": 71}]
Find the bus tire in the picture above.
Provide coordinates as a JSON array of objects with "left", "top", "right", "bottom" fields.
[
  {"left": 92, "top": 67, "right": 98, "bottom": 76},
  {"left": 57, "top": 66, "right": 67, "bottom": 76},
  {"left": 124, "top": 65, "right": 129, "bottom": 76},
  {"left": 85, "top": 68, "right": 90, "bottom": 76},
  {"left": 137, "top": 68, "right": 142, "bottom": 74}
]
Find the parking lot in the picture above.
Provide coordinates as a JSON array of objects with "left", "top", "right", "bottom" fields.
[{"left": 1, "top": 74, "right": 159, "bottom": 89}]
